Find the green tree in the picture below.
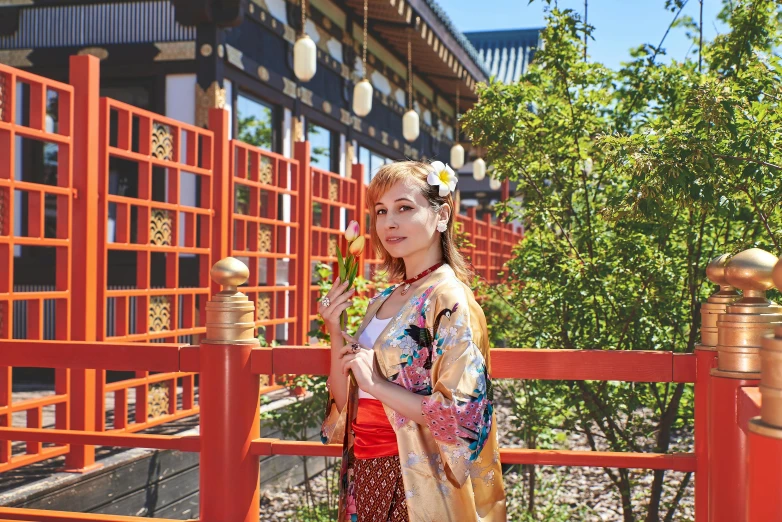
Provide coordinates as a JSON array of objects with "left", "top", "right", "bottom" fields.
[{"left": 463, "top": 1, "right": 781, "bottom": 520}]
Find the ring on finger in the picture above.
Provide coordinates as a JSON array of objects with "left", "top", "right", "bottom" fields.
[
  {"left": 351, "top": 343, "right": 360, "bottom": 354},
  {"left": 321, "top": 296, "right": 331, "bottom": 308}
]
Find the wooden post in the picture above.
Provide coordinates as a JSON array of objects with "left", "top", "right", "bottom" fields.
[
  {"left": 66, "top": 55, "right": 100, "bottom": 472},
  {"left": 293, "top": 141, "right": 312, "bottom": 345}
]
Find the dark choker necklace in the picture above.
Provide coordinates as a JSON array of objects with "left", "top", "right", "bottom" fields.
[{"left": 400, "top": 262, "right": 444, "bottom": 296}]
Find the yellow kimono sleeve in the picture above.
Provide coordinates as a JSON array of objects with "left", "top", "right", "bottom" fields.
[
  {"left": 420, "top": 289, "right": 494, "bottom": 487},
  {"left": 320, "top": 376, "right": 349, "bottom": 444}
]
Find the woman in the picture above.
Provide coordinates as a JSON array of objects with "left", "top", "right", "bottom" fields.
[{"left": 318, "top": 161, "right": 506, "bottom": 521}]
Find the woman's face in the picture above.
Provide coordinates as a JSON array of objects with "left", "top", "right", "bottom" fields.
[{"left": 373, "top": 180, "right": 447, "bottom": 258}]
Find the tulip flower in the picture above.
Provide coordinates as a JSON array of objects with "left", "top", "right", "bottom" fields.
[
  {"left": 344, "top": 220, "right": 360, "bottom": 242},
  {"left": 348, "top": 235, "right": 365, "bottom": 256}
]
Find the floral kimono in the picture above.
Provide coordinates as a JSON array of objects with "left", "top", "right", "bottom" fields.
[{"left": 321, "top": 264, "right": 506, "bottom": 521}]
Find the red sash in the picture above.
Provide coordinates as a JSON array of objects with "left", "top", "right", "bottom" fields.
[{"left": 352, "top": 398, "right": 399, "bottom": 459}]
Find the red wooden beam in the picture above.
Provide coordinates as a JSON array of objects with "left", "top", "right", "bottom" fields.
[
  {"left": 0, "top": 341, "right": 187, "bottom": 372},
  {"left": 672, "top": 353, "right": 697, "bottom": 383},
  {"left": 0, "top": 427, "right": 200, "bottom": 453},
  {"left": 499, "top": 448, "right": 696, "bottom": 472},
  {"left": 179, "top": 345, "right": 200, "bottom": 372},
  {"left": 0, "top": 507, "right": 193, "bottom": 522}
]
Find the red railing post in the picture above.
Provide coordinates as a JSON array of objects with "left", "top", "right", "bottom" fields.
[
  {"left": 66, "top": 54, "right": 101, "bottom": 472},
  {"left": 484, "top": 213, "right": 493, "bottom": 283},
  {"left": 695, "top": 255, "right": 740, "bottom": 521},
  {"left": 200, "top": 258, "right": 260, "bottom": 522},
  {"left": 747, "top": 261, "right": 782, "bottom": 521},
  {"left": 708, "top": 249, "right": 779, "bottom": 521},
  {"left": 293, "top": 141, "right": 312, "bottom": 345},
  {"left": 467, "top": 207, "right": 477, "bottom": 273},
  {"left": 209, "top": 108, "right": 231, "bottom": 293}
]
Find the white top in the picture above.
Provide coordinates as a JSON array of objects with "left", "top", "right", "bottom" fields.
[{"left": 357, "top": 315, "right": 392, "bottom": 400}]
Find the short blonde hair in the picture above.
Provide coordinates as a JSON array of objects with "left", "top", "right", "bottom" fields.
[{"left": 366, "top": 161, "right": 472, "bottom": 285}]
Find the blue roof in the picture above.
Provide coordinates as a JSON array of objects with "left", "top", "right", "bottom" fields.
[
  {"left": 422, "top": 0, "right": 492, "bottom": 80},
  {"left": 464, "top": 28, "right": 542, "bottom": 83}
]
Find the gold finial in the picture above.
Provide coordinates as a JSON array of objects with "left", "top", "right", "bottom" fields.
[
  {"left": 210, "top": 257, "right": 249, "bottom": 293},
  {"left": 725, "top": 248, "right": 778, "bottom": 300},
  {"left": 706, "top": 254, "right": 734, "bottom": 290},
  {"left": 700, "top": 254, "right": 740, "bottom": 348}
]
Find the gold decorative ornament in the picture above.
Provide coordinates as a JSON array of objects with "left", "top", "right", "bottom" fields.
[
  {"left": 257, "top": 66, "right": 270, "bottom": 82},
  {"left": 298, "top": 86, "right": 314, "bottom": 106},
  {"left": 715, "top": 248, "right": 782, "bottom": 374},
  {"left": 151, "top": 123, "right": 173, "bottom": 161},
  {"left": 340, "top": 109, "right": 352, "bottom": 126},
  {"left": 217, "top": 44, "right": 225, "bottom": 58},
  {"left": 381, "top": 131, "right": 389, "bottom": 145},
  {"left": 352, "top": 116, "right": 362, "bottom": 132},
  {"left": 327, "top": 235, "right": 338, "bottom": 257},
  {"left": 0, "top": 50, "right": 32, "bottom": 68},
  {"left": 78, "top": 47, "right": 109, "bottom": 60},
  {"left": 147, "top": 382, "right": 170, "bottom": 419},
  {"left": 328, "top": 179, "right": 339, "bottom": 201},
  {"left": 699, "top": 254, "right": 741, "bottom": 347},
  {"left": 150, "top": 209, "right": 172, "bottom": 246},
  {"left": 256, "top": 293, "right": 272, "bottom": 322},
  {"left": 153, "top": 41, "right": 196, "bottom": 61},
  {"left": 149, "top": 296, "right": 171, "bottom": 333},
  {"left": 205, "top": 257, "right": 257, "bottom": 344},
  {"left": 368, "top": 126, "right": 376, "bottom": 138},
  {"left": 258, "top": 224, "right": 272, "bottom": 252},
  {"left": 259, "top": 158, "right": 273, "bottom": 184},
  {"left": 322, "top": 100, "right": 332, "bottom": 113},
  {"left": 225, "top": 45, "right": 243, "bottom": 67},
  {"left": 282, "top": 77, "right": 298, "bottom": 98},
  {"left": 755, "top": 257, "right": 782, "bottom": 430},
  {"left": 200, "top": 44, "right": 213, "bottom": 57},
  {"left": 195, "top": 81, "right": 227, "bottom": 128},
  {"left": 283, "top": 26, "right": 296, "bottom": 44}
]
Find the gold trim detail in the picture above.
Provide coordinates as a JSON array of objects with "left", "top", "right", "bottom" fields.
[
  {"left": 217, "top": 45, "right": 225, "bottom": 58},
  {"left": 282, "top": 77, "right": 298, "bottom": 98},
  {"left": 340, "top": 109, "right": 352, "bottom": 126},
  {"left": 149, "top": 296, "right": 171, "bottom": 333},
  {"left": 256, "top": 293, "right": 271, "bottom": 322},
  {"left": 195, "top": 81, "right": 227, "bottom": 128},
  {"left": 78, "top": 47, "right": 109, "bottom": 60},
  {"left": 328, "top": 179, "right": 339, "bottom": 202},
  {"left": 151, "top": 123, "right": 173, "bottom": 161},
  {"left": 298, "top": 87, "right": 314, "bottom": 106},
  {"left": 153, "top": 41, "right": 196, "bottom": 61},
  {"left": 293, "top": 116, "right": 304, "bottom": 142},
  {"left": 381, "top": 131, "right": 389, "bottom": 145},
  {"left": 226, "top": 45, "right": 243, "bottom": 68},
  {"left": 352, "top": 116, "right": 362, "bottom": 132},
  {"left": 148, "top": 382, "right": 170, "bottom": 419},
  {"left": 257, "top": 66, "right": 270, "bottom": 82},
  {"left": 283, "top": 26, "right": 296, "bottom": 43},
  {"left": 327, "top": 235, "right": 338, "bottom": 257},
  {"left": 340, "top": 64, "right": 350, "bottom": 79},
  {"left": 322, "top": 17, "right": 332, "bottom": 30},
  {"left": 393, "top": 139, "right": 400, "bottom": 149},
  {"left": 258, "top": 224, "right": 272, "bottom": 253},
  {"left": 322, "top": 100, "right": 332, "bottom": 113},
  {"left": 200, "top": 44, "right": 213, "bottom": 57},
  {"left": 368, "top": 126, "right": 376, "bottom": 138},
  {"left": 259, "top": 157, "right": 273, "bottom": 184},
  {"left": 150, "top": 209, "right": 172, "bottom": 246},
  {"left": 0, "top": 73, "right": 5, "bottom": 123}
]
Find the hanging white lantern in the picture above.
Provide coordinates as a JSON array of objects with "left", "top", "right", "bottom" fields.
[
  {"left": 489, "top": 177, "right": 501, "bottom": 190},
  {"left": 403, "top": 110, "right": 419, "bottom": 142},
  {"left": 450, "top": 143, "right": 465, "bottom": 169},
  {"left": 293, "top": 34, "right": 317, "bottom": 82},
  {"left": 473, "top": 157, "right": 486, "bottom": 181},
  {"left": 353, "top": 79, "right": 373, "bottom": 117}
]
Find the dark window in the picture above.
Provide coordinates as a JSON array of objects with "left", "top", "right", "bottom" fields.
[{"left": 236, "top": 92, "right": 278, "bottom": 153}]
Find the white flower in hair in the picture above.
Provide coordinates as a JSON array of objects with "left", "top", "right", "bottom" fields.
[{"left": 427, "top": 161, "right": 457, "bottom": 197}]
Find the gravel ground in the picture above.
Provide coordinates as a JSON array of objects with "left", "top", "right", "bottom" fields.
[{"left": 259, "top": 392, "right": 694, "bottom": 522}]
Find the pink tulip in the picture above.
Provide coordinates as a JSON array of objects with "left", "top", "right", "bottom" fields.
[
  {"left": 348, "top": 235, "right": 365, "bottom": 256},
  {"left": 344, "top": 220, "right": 360, "bottom": 242}
]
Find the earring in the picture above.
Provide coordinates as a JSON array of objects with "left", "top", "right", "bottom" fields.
[{"left": 437, "top": 222, "right": 447, "bottom": 233}]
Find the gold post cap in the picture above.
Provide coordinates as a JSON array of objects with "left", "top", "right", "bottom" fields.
[
  {"left": 210, "top": 257, "right": 249, "bottom": 292},
  {"left": 725, "top": 248, "right": 778, "bottom": 298},
  {"left": 773, "top": 257, "right": 782, "bottom": 292},
  {"left": 706, "top": 254, "right": 732, "bottom": 287}
]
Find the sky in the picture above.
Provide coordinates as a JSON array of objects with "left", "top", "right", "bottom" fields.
[{"left": 445, "top": 0, "right": 729, "bottom": 70}]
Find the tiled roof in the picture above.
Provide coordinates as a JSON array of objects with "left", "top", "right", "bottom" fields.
[
  {"left": 463, "top": 28, "right": 542, "bottom": 84},
  {"left": 423, "top": 0, "right": 492, "bottom": 79}
]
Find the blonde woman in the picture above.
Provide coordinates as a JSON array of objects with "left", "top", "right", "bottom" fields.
[{"left": 319, "top": 161, "right": 506, "bottom": 521}]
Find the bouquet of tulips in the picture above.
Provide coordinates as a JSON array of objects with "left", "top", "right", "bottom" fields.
[{"left": 337, "top": 219, "right": 365, "bottom": 331}]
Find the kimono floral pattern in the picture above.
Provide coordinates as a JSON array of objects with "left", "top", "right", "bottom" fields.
[{"left": 319, "top": 264, "right": 506, "bottom": 521}]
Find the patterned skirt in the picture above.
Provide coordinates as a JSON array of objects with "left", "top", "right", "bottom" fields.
[{"left": 353, "top": 455, "right": 409, "bottom": 522}]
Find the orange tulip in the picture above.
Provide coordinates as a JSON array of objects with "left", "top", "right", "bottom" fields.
[{"left": 348, "top": 235, "right": 365, "bottom": 256}]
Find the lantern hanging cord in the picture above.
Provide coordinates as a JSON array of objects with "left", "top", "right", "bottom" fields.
[
  {"left": 362, "top": 0, "right": 368, "bottom": 80},
  {"left": 456, "top": 86, "right": 460, "bottom": 141},
  {"left": 407, "top": 30, "right": 412, "bottom": 110},
  {"left": 301, "top": 0, "right": 306, "bottom": 37}
]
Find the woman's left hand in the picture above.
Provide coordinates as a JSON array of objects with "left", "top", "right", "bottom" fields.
[{"left": 339, "top": 344, "right": 379, "bottom": 393}]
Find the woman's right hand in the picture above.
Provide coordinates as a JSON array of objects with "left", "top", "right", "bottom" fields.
[{"left": 317, "top": 277, "right": 356, "bottom": 335}]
